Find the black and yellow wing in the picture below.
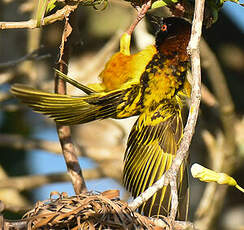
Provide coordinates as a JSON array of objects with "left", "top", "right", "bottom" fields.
[
  {"left": 11, "top": 83, "right": 143, "bottom": 125},
  {"left": 11, "top": 84, "right": 130, "bottom": 125},
  {"left": 123, "top": 102, "right": 189, "bottom": 219}
]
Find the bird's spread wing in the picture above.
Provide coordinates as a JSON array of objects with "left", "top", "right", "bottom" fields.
[
  {"left": 11, "top": 84, "right": 130, "bottom": 125},
  {"left": 123, "top": 105, "right": 189, "bottom": 219}
]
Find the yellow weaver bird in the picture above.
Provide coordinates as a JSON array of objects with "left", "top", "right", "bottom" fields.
[{"left": 11, "top": 16, "right": 192, "bottom": 220}]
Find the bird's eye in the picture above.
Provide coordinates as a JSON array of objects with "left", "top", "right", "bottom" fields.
[{"left": 161, "top": 24, "right": 167, "bottom": 32}]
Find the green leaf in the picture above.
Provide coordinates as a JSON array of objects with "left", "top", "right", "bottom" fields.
[
  {"left": 221, "top": 0, "right": 240, "bottom": 4},
  {"left": 151, "top": 0, "right": 178, "bottom": 9},
  {"left": 46, "top": 0, "right": 58, "bottom": 14},
  {"left": 36, "top": 0, "right": 49, "bottom": 27},
  {"left": 152, "top": 0, "right": 167, "bottom": 8}
]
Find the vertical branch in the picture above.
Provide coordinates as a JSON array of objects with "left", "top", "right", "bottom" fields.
[
  {"left": 168, "top": 0, "right": 205, "bottom": 219},
  {"left": 128, "top": 0, "right": 205, "bottom": 221},
  {"left": 126, "top": 0, "right": 151, "bottom": 35},
  {"left": 55, "top": 11, "right": 87, "bottom": 194}
]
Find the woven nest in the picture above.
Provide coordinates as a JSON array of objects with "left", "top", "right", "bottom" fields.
[{"left": 23, "top": 190, "right": 164, "bottom": 230}]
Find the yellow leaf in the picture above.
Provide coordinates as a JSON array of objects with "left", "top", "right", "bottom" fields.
[{"left": 191, "top": 163, "right": 244, "bottom": 193}]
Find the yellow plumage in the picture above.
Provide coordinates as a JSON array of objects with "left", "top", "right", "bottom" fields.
[{"left": 99, "top": 45, "right": 157, "bottom": 91}]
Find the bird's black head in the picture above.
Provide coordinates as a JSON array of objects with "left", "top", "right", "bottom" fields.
[{"left": 154, "top": 17, "right": 192, "bottom": 55}]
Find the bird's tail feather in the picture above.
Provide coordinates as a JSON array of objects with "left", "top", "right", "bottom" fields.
[
  {"left": 11, "top": 84, "right": 124, "bottom": 125},
  {"left": 55, "top": 69, "right": 96, "bottom": 95}
]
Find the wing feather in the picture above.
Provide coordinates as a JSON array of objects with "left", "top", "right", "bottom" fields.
[
  {"left": 11, "top": 84, "right": 129, "bottom": 125},
  {"left": 123, "top": 104, "right": 189, "bottom": 219}
]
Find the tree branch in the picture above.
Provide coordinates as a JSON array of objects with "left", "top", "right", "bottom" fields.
[
  {"left": 0, "top": 49, "right": 50, "bottom": 70},
  {"left": 0, "top": 169, "right": 102, "bottom": 191},
  {"left": 126, "top": 0, "right": 152, "bottom": 35},
  {"left": 0, "top": 134, "right": 62, "bottom": 154},
  {"left": 0, "top": 133, "right": 124, "bottom": 183},
  {"left": 0, "top": 4, "right": 78, "bottom": 30},
  {"left": 55, "top": 11, "right": 87, "bottom": 194}
]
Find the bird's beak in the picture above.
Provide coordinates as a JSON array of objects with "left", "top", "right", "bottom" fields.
[{"left": 146, "top": 14, "right": 163, "bottom": 27}]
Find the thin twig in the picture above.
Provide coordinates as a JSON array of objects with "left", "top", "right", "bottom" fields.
[
  {"left": 0, "top": 133, "right": 124, "bottom": 184},
  {"left": 0, "top": 4, "right": 78, "bottom": 29},
  {"left": 0, "top": 215, "right": 28, "bottom": 230},
  {"left": 0, "top": 133, "right": 123, "bottom": 161},
  {"left": 128, "top": 0, "right": 205, "bottom": 222},
  {"left": 167, "top": 0, "right": 205, "bottom": 219},
  {"left": 0, "top": 169, "right": 102, "bottom": 191},
  {"left": 0, "top": 49, "right": 50, "bottom": 70},
  {"left": 0, "top": 134, "right": 62, "bottom": 154},
  {"left": 201, "top": 84, "right": 218, "bottom": 107},
  {"left": 126, "top": 0, "right": 152, "bottom": 35},
  {"left": 151, "top": 218, "right": 195, "bottom": 230},
  {"left": 55, "top": 12, "right": 87, "bottom": 194}
]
